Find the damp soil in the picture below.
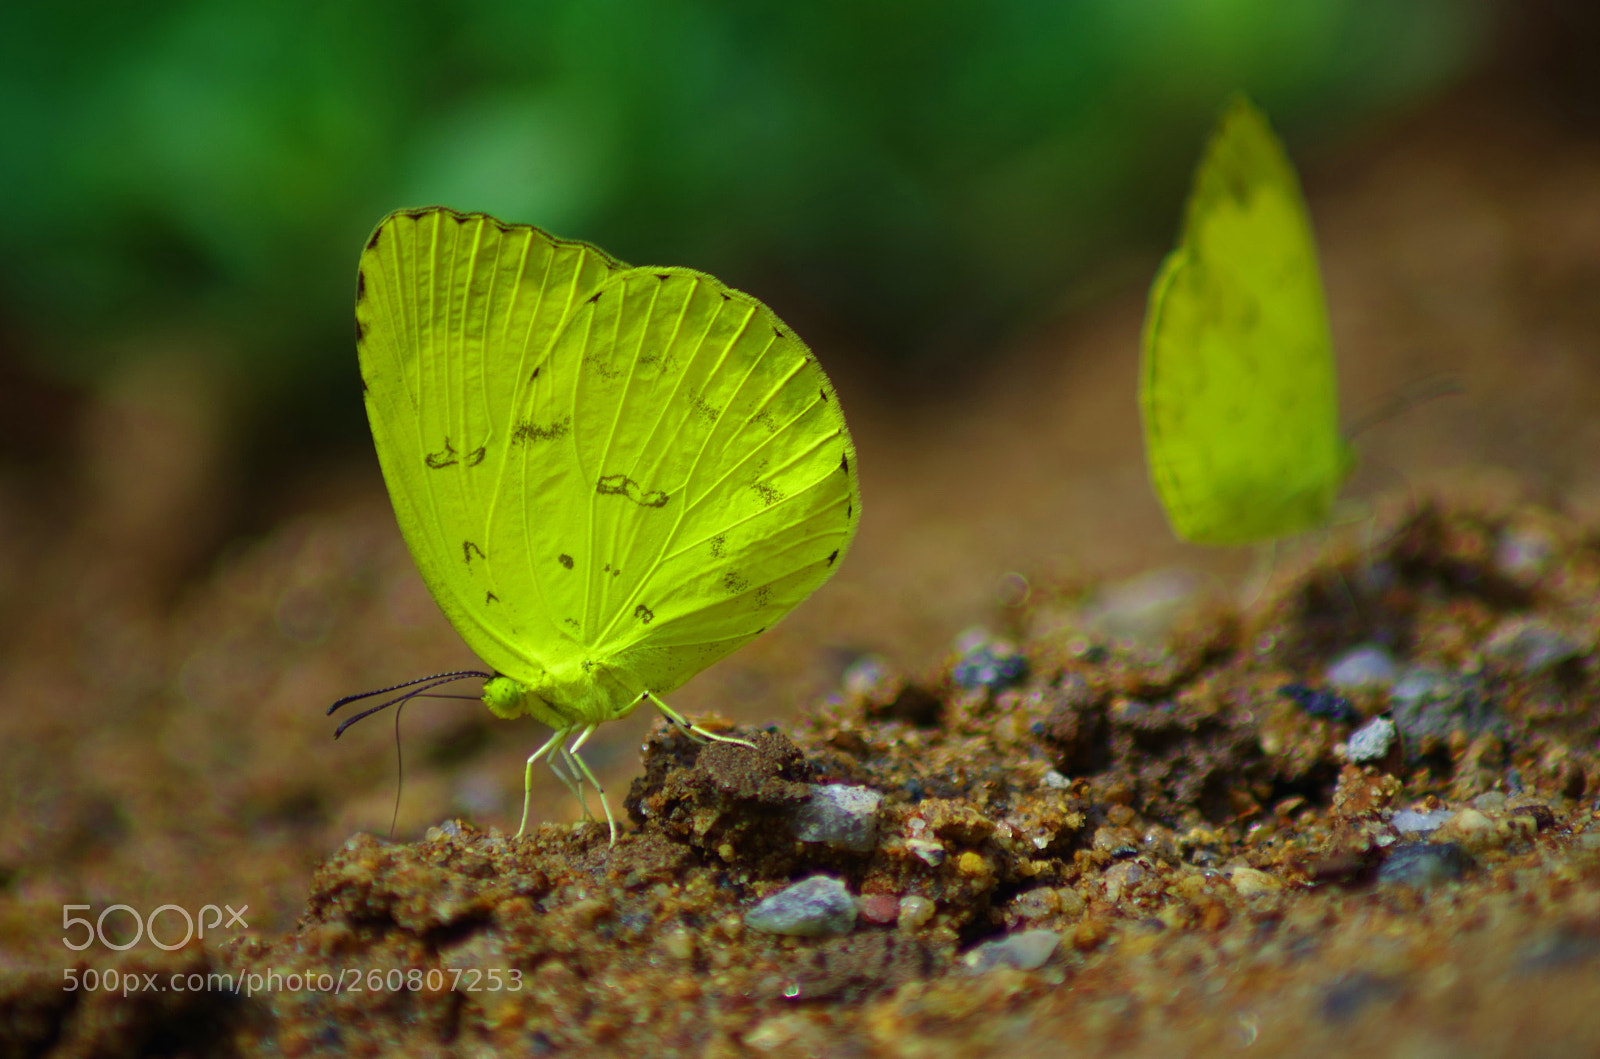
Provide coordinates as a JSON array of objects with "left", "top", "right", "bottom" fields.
[{"left": 8, "top": 499, "right": 1600, "bottom": 1057}]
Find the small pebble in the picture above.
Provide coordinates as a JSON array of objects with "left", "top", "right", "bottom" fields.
[
  {"left": 1390, "top": 667, "right": 1452, "bottom": 707},
  {"left": 1494, "top": 525, "right": 1555, "bottom": 585},
  {"left": 1437, "top": 808, "right": 1498, "bottom": 851},
  {"left": 898, "top": 895, "right": 936, "bottom": 928},
  {"left": 790, "top": 784, "right": 883, "bottom": 852},
  {"left": 952, "top": 642, "right": 1029, "bottom": 692},
  {"left": 1346, "top": 716, "right": 1398, "bottom": 764},
  {"left": 1390, "top": 808, "right": 1453, "bottom": 835},
  {"left": 1102, "top": 861, "right": 1145, "bottom": 901},
  {"left": 841, "top": 654, "right": 896, "bottom": 698},
  {"left": 1228, "top": 867, "right": 1283, "bottom": 896},
  {"left": 1279, "top": 684, "right": 1359, "bottom": 724},
  {"left": 1376, "top": 843, "right": 1469, "bottom": 889},
  {"left": 1484, "top": 617, "right": 1584, "bottom": 675},
  {"left": 1009, "top": 888, "right": 1060, "bottom": 920},
  {"left": 858, "top": 893, "right": 900, "bottom": 925},
  {"left": 1389, "top": 668, "right": 1502, "bottom": 746},
  {"left": 744, "top": 876, "right": 857, "bottom": 937},
  {"left": 962, "top": 929, "right": 1061, "bottom": 973},
  {"left": 1511, "top": 804, "right": 1555, "bottom": 831},
  {"left": 661, "top": 929, "right": 696, "bottom": 961},
  {"left": 1325, "top": 645, "right": 1398, "bottom": 691}
]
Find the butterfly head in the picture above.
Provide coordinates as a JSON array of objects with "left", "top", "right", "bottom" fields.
[{"left": 483, "top": 674, "right": 542, "bottom": 721}]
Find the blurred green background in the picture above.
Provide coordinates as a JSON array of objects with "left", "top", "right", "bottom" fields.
[{"left": 1, "top": 0, "right": 1491, "bottom": 466}]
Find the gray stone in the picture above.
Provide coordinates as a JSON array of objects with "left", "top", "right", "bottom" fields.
[
  {"left": 962, "top": 929, "right": 1061, "bottom": 973},
  {"left": 1388, "top": 667, "right": 1501, "bottom": 749},
  {"left": 1390, "top": 808, "right": 1453, "bottom": 835},
  {"left": 1346, "top": 716, "right": 1397, "bottom": 764},
  {"left": 1484, "top": 617, "right": 1585, "bottom": 675},
  {"left": 1494, "top": 526, "right": 1555, "bottom": 586},
  {"left": 952, "top": 641, "right": 1028, "bottom": 692},
  {"left": 791, "top": 784, "right": 883, "bottom": 852},
  {"left": 1326, "top": 645, "right": 1398, "bottom": 691},
  {"left": 1376, "top": 842, "right": 1469, "bottom": 889},
  {"left": 744, "top": 876, "right": 857, "bottom": 937}
]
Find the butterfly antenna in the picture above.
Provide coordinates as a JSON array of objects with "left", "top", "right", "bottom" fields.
[
  {"left": 390, "top": 698, "right": 407, "bottom": 839},
  {"left": 1344, "top": 374, "right": 1464, "bottom": 441},
  {"left": 330, "top": 673, "right": 487, "bottom": 738},
  {"left": 328, "top": 671, "right": 490, "bottom": 718}
]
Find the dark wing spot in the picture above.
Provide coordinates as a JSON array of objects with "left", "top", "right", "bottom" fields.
[
  {"left": 449, "top": 212, "right": 470, "bottom": 226},
  {"left": 656, "top": 272, "right": 671, "bottom": 280},
  {"left": 514, "top": 417, "right": 571, "bottom": 443},
  {"left": 841, "top": 453, "right": 849, "bottom": 474},
  {"left": 365, "top": 228, "right": 382, "bottom": 251},
  {"left": 820, "top": 388, "right": 828, "bottom": 403},
  {"left": 485, "top": 591, "right": 499, "bottom": 605},
  {"left": 827, "top": 549, "right": 839, "bottom": 566},
  {"left": 354, "top": 319, "right": 364, "bottom": 343},
  {"left": 466, "top": 445, "right": 487, "bottom": 466},
  {"left": 753, "top": 481, "right": 783, "bottom": 506},
  {"left": 530, "top": 367, "right": 541, "bottom": 381},
  {"left": 720, "top": 292, "right": 730, "bottom": 301},
  {"left": 587, "top": 291, "right": 602, "bottom": 304},
  {"left": 722, "top": 570, "right": 749, "bottom": 594},
  {"left": 755, "top": 586, "right": 771, "bottom": 607},
  {"left": 581, "top": 659, "right": 595, "bottom": 673},
  {"left": 356, "top": 271, "right": 366, "bottom": 298},
  {"left": 558, "top": 554, "right": 574, "bottom": 569},
  {"left": 773, "top": 326, "right": 783, "bottom": 338},
  {"left": 597, "top": 474, "right": 669, "bottom": 508},
  {"left": 709, "top": 535, "right": 726, "bottom": 559},
  {"left": 634, "top": 604, "right": 654, "bottom": 624},
  {"left": 564, "top": 617, "right": 580, "bottom": 630},
  {"left": 426, "top": 440, "right": 458, "bottom": 468},
  {"left": 463, "top": 541, "right": 486, "bottom": 565},
  {"left": 691, "top": 391, "right": 719, "bottom": 422},
  {"left": 491, "top": 218, "right": 511, "bottom": 233}
]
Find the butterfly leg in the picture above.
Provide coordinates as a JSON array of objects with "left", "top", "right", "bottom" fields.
[
  {"left": 552, "top": 744, "right": 596, "bottom": 824},
  {"left": 519, "top": 726, "right": 578, "bottom": 838},
  {"left": 646, "top": 692, "right": 756, "bottom": 750},
  {"left": 560, "top": 724, "right": 617, "bottom": 845}
]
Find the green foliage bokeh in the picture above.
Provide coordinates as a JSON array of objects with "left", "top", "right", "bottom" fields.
[{"left": 0, "top": 0, "right": 1488, "bottom": 413}]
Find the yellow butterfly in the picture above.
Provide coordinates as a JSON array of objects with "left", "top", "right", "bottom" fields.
[{"left": 331, "top": 207, "right": 860, "bottom": 842}]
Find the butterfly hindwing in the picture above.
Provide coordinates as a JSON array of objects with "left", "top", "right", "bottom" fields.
[{"left": 484, "top": 267, "right": 860, "bottom": 696}]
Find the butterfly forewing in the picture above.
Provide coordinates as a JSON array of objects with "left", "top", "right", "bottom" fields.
[{"left": 356, "top": 208, "right": 627, "bottom": 668}]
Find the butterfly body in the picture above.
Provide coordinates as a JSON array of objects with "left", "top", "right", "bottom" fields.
[
  {"left": 1140, "top": 96, "right": 1353, "bottom": 545},
  {"left": 346, "top": 207, "right": 859, "bottom": 840}
]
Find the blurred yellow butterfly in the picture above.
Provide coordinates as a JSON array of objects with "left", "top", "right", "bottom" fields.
[{"left": 1140, "top": 96, "right": 1354, "bottom": 545}]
